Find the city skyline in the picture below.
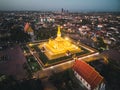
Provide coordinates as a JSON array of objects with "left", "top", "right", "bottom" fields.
[{"left": 0, "top": 0, "right": 120, "bottom": 12}]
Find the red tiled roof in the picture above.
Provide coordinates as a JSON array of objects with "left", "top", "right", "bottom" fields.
[
  {"left": 24, "top": 22, "right": 30, "bottom": 32},
  {"left": 24, "top": 22, "right": 33, "bottom": 32},
  {"left": 73, "top": 60, "right": 103, "bottom": 89}
]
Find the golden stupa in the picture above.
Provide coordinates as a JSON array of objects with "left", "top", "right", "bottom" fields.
[{"left": 39, "top": 26, "right": 81, "bottom": 60}]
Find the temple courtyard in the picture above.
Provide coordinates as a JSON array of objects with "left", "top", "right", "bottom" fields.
[{"left": 26, "top": 26, "right": 99, "bottom": 69}]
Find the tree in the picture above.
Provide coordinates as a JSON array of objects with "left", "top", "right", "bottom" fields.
[
  {"left": 97, "top": 37, "right": 106, "bottom": 49},
  {"left": 10, "top": 26, "right": 31, "bottom": 43}
]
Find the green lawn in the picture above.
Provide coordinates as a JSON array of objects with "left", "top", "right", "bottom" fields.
[{"left": 26, "top": 55, "right": 41, "bottom": 72}]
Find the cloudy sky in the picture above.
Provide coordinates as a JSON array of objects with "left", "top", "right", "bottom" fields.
[{"left": 0, "top": 0, "right": 120, "bottom": 11}]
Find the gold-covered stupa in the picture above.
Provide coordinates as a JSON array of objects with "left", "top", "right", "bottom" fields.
[{"left": 39, "top": 26, "right": 81, "bottom": 60}]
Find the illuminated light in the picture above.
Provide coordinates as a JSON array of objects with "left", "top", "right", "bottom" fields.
[
  {"left": 61, "top": 26, "right": 63, "bottom": 28},
  {"left": 65, "top": 37, "right": 69, "bottom": 41},
  {"left": 64, "top": 24, "right": 66, "bottom": 26},
  {"left": 43, "top": 43, "right": 46, "bottom": 45},
  {"left": 50, "top": 66, "right": 53, "bottom": 69},
  {"left": 29, "top": 43, "right": 33, "bottom": 46},
  {"left": 75, "top": 47, "right": 78, "bottom": 49},
  {"left": 24, "top": 50, "right": 26, "bottom": 53}
]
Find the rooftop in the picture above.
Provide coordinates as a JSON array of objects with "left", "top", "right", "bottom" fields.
[{"left": 73, "top": 60, "right": 103, "bottom": 89}]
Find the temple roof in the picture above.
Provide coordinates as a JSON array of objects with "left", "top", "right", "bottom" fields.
[
  {"left": 73, "top": 60, "right": 103, "bottom": 89},
  {"left": 24, "top": 22, "right": 33, "bottom": 32}
]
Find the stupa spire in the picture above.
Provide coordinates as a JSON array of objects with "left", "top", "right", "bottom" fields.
[{"left": 57, "top": 25, "right": 61, "bottom": 37}]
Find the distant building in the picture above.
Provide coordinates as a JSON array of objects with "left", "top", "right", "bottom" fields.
[
  {"left": 97, "top": 24, "right": 103, "bottom": 30},
  {"left": 61, "top": 8, "right": 64, "bottom": 13},
  {"left": 72, "top": 60, "right": 105, "bottom": 90},
  {"left": 40, "top": 17, "right": 55, "bottom": 23}
]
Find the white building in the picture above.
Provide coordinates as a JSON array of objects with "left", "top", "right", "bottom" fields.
[{"left": 73, "top": 60, "right": 105, "bottom": 90}]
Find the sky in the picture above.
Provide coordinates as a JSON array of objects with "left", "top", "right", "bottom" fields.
[{"left": 0, "top": 0, "right": 120, "bottom": 12}]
